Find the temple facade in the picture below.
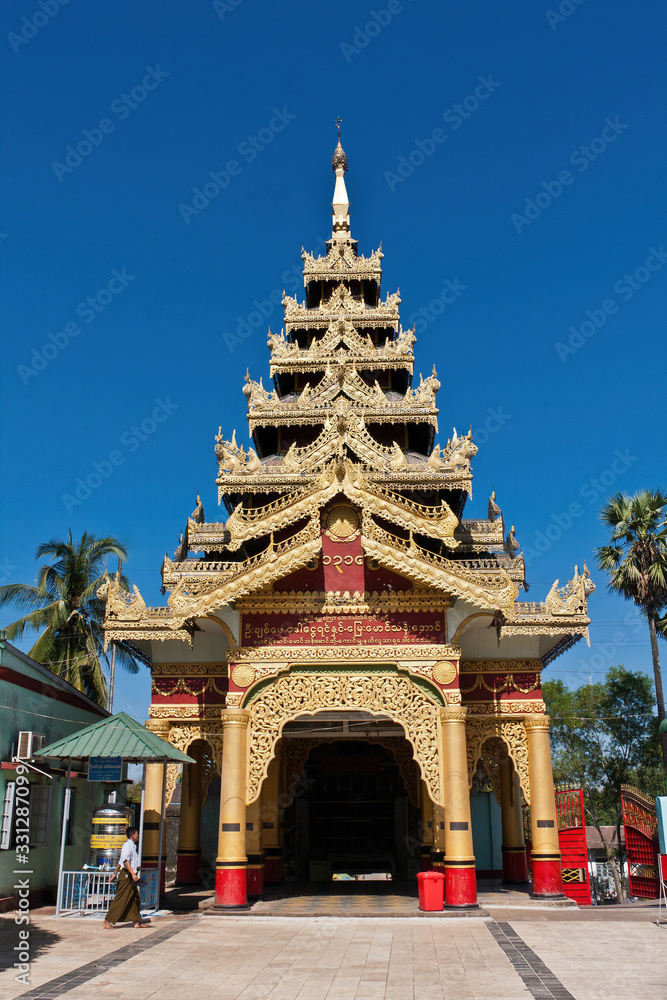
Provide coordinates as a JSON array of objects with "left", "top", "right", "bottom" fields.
[{"left": 101, "top": 132, "right": 594, "bottom": 909}]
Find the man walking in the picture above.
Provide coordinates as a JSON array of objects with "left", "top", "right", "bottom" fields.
[{"left": 103, "top": 827, "right": 151, "bottom": 929}]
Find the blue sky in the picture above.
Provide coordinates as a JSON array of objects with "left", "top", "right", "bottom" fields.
[{"left": 1, "top": 0, "right": 665, "bottom": 721}]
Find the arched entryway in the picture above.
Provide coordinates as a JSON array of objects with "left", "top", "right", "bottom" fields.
[{"left": 279, "top": 728, "right": 422, "bottom": 883}]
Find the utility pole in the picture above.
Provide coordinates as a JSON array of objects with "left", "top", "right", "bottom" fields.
[{"left": 107, "top": 559, "right": 122, "bottom": 713}]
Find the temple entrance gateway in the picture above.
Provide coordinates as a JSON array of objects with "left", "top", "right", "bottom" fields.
[
  {"left": 284, "top": 738, "right": 413, "bottom": 882},
  {"left": 102, "top": 128, "right": 594, "bottom": 912}
]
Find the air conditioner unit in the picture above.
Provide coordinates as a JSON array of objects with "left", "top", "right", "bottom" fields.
[{"left": 17, "top": 732, "right": 46, "bottom": 759}]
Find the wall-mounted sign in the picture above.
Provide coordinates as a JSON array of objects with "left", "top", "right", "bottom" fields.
[{"left": 88, "top": 756, "right": 122, "bottom": 781}]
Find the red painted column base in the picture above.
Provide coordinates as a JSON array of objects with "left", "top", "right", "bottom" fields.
[
  {"left": 444, "top": 865, "right": 478, "bottom": 908},
  {"left": 531, "top": 857, "right": 564, "bottom": 897},
  {"left": 264, "top": 853, "right": 282, "bottom": 884},
  {"left": 175, "top": 852, "right": 201, "bottom": 885},
  {"left": 214, "top": 865, "right": 249, "bottom": 908},
  {"left": 502, "top": 848, "right": 529, "bottom": 883}
]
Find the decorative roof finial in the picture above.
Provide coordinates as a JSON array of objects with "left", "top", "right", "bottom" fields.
[
  {"left": 331, "top": 117, "right": 350, "bottom": 238},
  {"left": 332, "top": 116, "right": 348, "bottom": 173}
]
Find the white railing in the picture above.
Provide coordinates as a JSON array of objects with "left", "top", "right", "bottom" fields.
[{"left": 57, "top": 869, "right": 159, "bottom": 916}]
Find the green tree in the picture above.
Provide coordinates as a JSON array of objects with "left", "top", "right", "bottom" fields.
[
  {"left": 595, "top": 489, "right": 667, "bottom": 770},
  {"left": 544, "top": 666, "right": 661, "bottom": 901},
  {"left": 0, "top": 531, "right": 140, "bottom": 706}
]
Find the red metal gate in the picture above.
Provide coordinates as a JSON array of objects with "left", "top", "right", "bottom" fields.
[
  {"left": 621, "top": 784, "right": 659, "bottom": 899},
  {"left": 555, "top": 787, "right": 591, "bottom": 905}
]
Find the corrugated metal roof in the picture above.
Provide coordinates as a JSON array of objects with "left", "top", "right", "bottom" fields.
[{"left": 36, "top": 711, "right": 195, "bottom": 763}]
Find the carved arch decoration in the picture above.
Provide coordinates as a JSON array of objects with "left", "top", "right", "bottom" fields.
[
  {"left": 465, "top": 719, "right": 530, "bottom": 805},
  {"left": 282, "top": 736, "right": 421, "bottom": 810},
  {"left": 244, "top": 672, "right": 442, "bottom": 805},
  {"left": 165, "top": 723, "right": 224, "bottom": 807}
]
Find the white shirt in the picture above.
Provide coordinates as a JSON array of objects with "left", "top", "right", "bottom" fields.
[{"left": 119, "top": 838, "right": 139, "bottom": 873}]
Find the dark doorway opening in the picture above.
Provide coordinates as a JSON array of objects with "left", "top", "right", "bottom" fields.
[{"left": 284, "top": 740, "right": 416, "bottom": 882}]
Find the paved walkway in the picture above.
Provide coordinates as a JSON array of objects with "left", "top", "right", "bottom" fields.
[{"left": 0, "top": 906, "right": 664, "bottom": 1000}]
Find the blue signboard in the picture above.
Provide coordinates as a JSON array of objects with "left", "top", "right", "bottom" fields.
[{"left": 88, "top": 756, "right": 123, "bottom": 781}]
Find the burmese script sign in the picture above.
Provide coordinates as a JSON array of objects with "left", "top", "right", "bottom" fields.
[{"left": 241, "top": 612, "right": 445, "bottom": 647}]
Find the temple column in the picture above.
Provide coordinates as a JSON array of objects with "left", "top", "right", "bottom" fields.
[
  {"left": 525, "top": 714, "right": 563, "bottom": 897},
  {"left": 142, "top": 720, "right": 169, "bottom": 896},
  {"left": 420, "top": 781, "right": 434, "bottom": 872},
  {"left": 499, "top": 754, "right": 528, "bottom": 883},
  {"left": 176, "top": 744, "right": 203, "bottom": 884},
  {"left": 215, "top": 709, "right": 250, "bottom": 908},
  {"left": 262, "top": 754, "right": 283, "bottom": 883},
  {"left": 430, "top": 804, "right": 446, "bottom": 874},
  {"left": 246, "top": 797, "right": 264, "bottom": 898},
  {"left": 440, "top": 707, "right": 477, "bottom": 908}
]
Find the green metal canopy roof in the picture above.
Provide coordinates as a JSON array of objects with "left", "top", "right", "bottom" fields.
[{"left": 36, "top": 711, "right": 195, "bottom": 764}]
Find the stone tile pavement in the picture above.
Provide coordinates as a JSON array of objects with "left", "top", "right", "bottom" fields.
[{"left": 0, "top": 909, "right": 664, "bottom": 1000}]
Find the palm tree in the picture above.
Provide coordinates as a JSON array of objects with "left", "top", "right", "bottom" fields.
[
  {"left": 595, "top": 490, "right": 667, "bottom": 771},
  {"left": 0, "top": 532, "right": 140, "bottom": 707}
]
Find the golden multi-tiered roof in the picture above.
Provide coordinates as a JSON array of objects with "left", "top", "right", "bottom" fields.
[{"left": 101, "top": 133, "right": 593, "bottom": 661}]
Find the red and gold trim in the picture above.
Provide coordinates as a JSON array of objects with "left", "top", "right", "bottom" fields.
[
  {"left": 444, "top": 860, "right": 478, "bottom": 909},
  {"left": 530, "top": 854, "right": 564, "bottom": 897},
  {"left": 215, "top": 862, "right": 249, "bottom": 908}
]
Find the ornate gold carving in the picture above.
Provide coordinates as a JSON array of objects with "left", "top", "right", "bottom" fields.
[
  {"left": 244, "top": 672, "right": 442, "bottom": 805},
  {"left": 225, "top": 693, "right": 243, "bottom": 708},
  {"left": 221, "top": 709, "right": 251, "bottom": 725},
  {"left": 477, "top": 736, "right": 509, "bottom": 804},
  {"left": 427, "top": 428, "right": 477, "bottom": 474},
  {"left": 523, "top": 713, "right": 550, "bottom": 732},
  {"left": 144, "top": 718, "right": 170, "bottom": 736},
  {"left": 151, "top": 663, "right": 228, "bottom": 677},
  {"left": 231, "top": 665, "right": 255, "bottom": 688},
  {"left": 362, "top": 513, "right": 519, "bottom": 612},
  {"left": 324, "top": 504, "right": 361, "bottom": 540},
  {"left": 148, "top": 705, "right": 224, "bottom": 720},
  {"left": 236, "top": 589, "right": 449, "bottom": 616},
  {"left": 460, "top": 660, "right": 542, "bottom": 673},
  {"left": 460, "top": 672, "right": 540, "bottom": 696},
  {"left": 151, "top": 676, "right": 228, "bottom": 697},
  {"left": 466, "top": 719, "right": 530, "bottom": 805},
  {"left": 545, "top": 564, "right": 595, "bottom": 616},
  {"left": 439, "top": 706, "right": 467, "bottom": 723},
  {"left": 432, "top": 661, "right": 457, "bottom": 685},
  {"left": 466, "top": 701, "right": 546, "bottom": 716}
]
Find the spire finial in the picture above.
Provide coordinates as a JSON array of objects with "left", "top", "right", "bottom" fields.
[
  {"left": 330, "top": 119, "right": 350, "bottom": 238},
  {"left": 331, "top": 117, "right": 348, "bottom": 173}
]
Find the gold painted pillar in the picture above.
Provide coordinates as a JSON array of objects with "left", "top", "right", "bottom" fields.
[
  {"left": 246, "top": 797, "right": 264, "bottom": 897},
  {"left": 262, "top": 753, "right": 283, "bottom": 883},
  {"left": 431, "top": 803, "right": 446, "bottom": 874},
  {"left": 176, "top": 744, "right": 203, "bottom": 884},
  {"left": 215, "top": 709, "right": 250, "bottom": 908},
  {"left": 440, "top": 706, "right": 477, "bottom": 908},
  {"left": 143, "top": 719, "right": 168, "bottom": 896},
  {"left": 524, "top": 714, "right": 563, "bottom": 897},
  {"left": 420, "top": 781, "right": 434, "bottom": 872},
  {"left": 499, "top": 755, "right": 528, "bottom": 883}
]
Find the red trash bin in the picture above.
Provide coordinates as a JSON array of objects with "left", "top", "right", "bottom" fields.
[{"left": 417, "top": 870, "right": 445, "bottom": 911}]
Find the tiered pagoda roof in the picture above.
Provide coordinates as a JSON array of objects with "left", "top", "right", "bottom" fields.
[{"left": 101, "top": 132, "right": 593, "bottom": 661}]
